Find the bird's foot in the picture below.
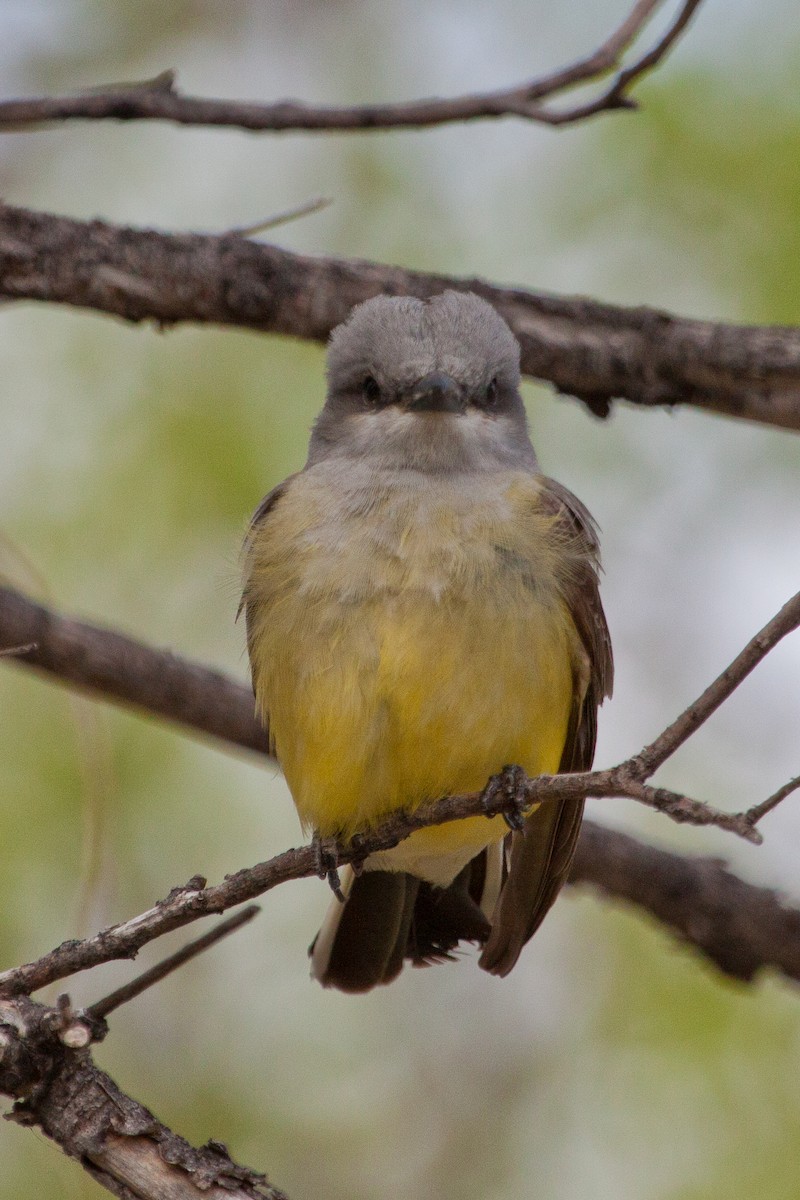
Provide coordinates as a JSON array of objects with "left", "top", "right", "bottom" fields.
[
  {"left": 481, "top": 764, "right": 529, "bottom": 833},
  {"left": 348, "top": 832, "right": 368, "bottom": 877},
  {"left": 312, "top": 833, "right": 346, "bottom": 902}
]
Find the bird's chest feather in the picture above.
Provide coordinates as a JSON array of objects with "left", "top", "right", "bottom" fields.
[{"left": 245, "top": 473, "right": 576, "bottom": 837}]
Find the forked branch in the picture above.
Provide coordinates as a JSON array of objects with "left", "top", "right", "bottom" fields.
[{"left": 0, "top": 2, "right": 702, "bottom": 136}]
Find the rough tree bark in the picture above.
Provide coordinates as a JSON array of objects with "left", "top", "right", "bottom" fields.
[{"left": 2, "top": 202, "right": 800, "bottom": 431}]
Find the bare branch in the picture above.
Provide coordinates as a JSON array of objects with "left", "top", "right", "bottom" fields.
[
  {"left": 2, "top": 582, "right": 799, "bottom": 994},
  {"left": 0, "top": 642, "right": 36, "bottom": 656},
  {"left": 0, "top": 585, "right": 269, "bottom": 756},
  {"left": 0, "top": 996, "right": 285, "bottom": 1200},
  {"left": 224, "top": 196, "right": 331, "bottom": 238},
  {"left": 546, "top": 0, "right": 704, "bottom": 124},
  {"left": 3, "top": 827, "right": 800, "bottom": 1199},
  {"left": 743, "top": 775, "right": 800, "bottom": 829},
  {"left": 0, "top": 1, "right": 701, "bottom": 136},
  {"left": 0, "top": 781, "right": 780, "bottom": 998},
  {"left": 5, "top": 583, "right": 799, "bottom": 837},
  {"left": 87, "top": 905, "right": 260, "bottom": 1023},
  {"left": 4, "top": 803, "right": 800, "bottom": 1004},
  {"left": 571, "top": 824, "right": 800, "bottom": 983},
  {"left": 629, "top": 591, "right": 800, "bottom": 777},
  {"left": 2, "top": 203, "right": 800, "bottom": 431}
]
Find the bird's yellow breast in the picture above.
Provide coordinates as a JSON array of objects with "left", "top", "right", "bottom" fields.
[{"left": 244, "top": 467, "right": 579, "bottom": 876}]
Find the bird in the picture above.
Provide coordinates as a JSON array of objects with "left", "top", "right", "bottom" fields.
[{"left": 241, "top": 290, "right": 612, "bottom": 992}]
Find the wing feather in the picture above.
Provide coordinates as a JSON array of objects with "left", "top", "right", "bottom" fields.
[{"left": 479, "top": 477, "right": 613, "bottom": 976}]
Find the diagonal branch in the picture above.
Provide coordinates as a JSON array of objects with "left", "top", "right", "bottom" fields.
[
  {"left": 571, "top": 823, "right": 800, "bottom": 983},
  {"left": 86, "top": 905, "right": 260, "bottom": 1023},
  {"left": 629, "top": 590, "right": 800, "bottom": 778},
  {"left": 0, "top": 584, "right": 269, "bottom": 756},
  {"left": 2, "top": 582, "right": 799, "bottom": 996},
  {"left": 545, "top": 0, "right": 704, "bottom": 123},
  {"left": 0, "top": 1, "right": 702, "bottom": 136},
  {"left": 2, "top": 202, "right": 800, "bottom": 431},
  {"left": 3, "top": 809, "right": 800, "bottom": 1001}
]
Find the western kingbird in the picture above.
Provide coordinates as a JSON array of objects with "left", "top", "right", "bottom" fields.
[{"left": 242, "top": 291, "right": 612, "bottom": 991}]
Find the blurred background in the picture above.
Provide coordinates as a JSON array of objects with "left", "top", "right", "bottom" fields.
[{"left": 1, "top": 2, "right": 800, "bottom": 1197}]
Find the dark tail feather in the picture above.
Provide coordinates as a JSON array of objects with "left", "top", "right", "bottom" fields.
[
  {"left": 309, "top": 858, "right": 496, "bottom": 993},
  {"left": 408, "top": 861, "right": 494, "bottom": 963},
  {"left": 310, "top": 870, "right": 417, "bottom": 992}
]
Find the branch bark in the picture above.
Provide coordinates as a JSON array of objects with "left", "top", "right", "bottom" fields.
[
  {"left": 571, "top": 823, "right": 800, "bottom": 982},
  {"left": 2, "top": 202, "right": 800, "bottom": 431},
  {"left": 0, "top": 585, "right": 268, "bottom": 755},
  {"left": 0, "top": 996, "right": 285, "bottom": 1200},
  {"left": 2, "top": 588, "right": 799, "bottom": 1198},
  {"left": 0, "top": 1, "right": 702, "bottom": 135}
]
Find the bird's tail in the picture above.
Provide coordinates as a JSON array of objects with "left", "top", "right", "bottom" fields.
[{"left": 309, "top": 854, "right": 500, "bottom": 993}]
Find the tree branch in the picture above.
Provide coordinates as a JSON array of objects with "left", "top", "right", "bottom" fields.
[
  {"left": 0, "top": 995, "right": 286, "bottom": 1200},
  {"left": 570, "top": 824, "right": 800, "bottom": 983},
  {"left": 0, "top": 585, "right": 269, "bottom": 756},
  {"left": 2, "top": 821, "right": 800, "bottom": 1200},
  {"left": 2, "top": 582, "right": 799, "bottom": 995},
  {"left": 2, "top": 201, "right": 800, "bottom": 431},
  {"left": 0, "top": 1, "right": 702, "bottom": 136},
  {"left": 86, "top": 905, "right": 260, "bottom": 1023},
  {"left": 630, "top": 591, "right": 800, "bottom": 779}
]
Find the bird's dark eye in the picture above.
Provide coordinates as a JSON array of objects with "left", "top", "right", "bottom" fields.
[
  {"left": 484, "top": 376, "right": 499, "bottom": 408},
  {"left": 362, "top": 375, "right": 381, "bottom": 405}
]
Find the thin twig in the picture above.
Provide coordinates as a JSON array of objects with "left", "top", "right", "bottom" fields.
[
  {"left": 0, "top": 0, "right": 702, "bottom": 135},
  {"left": 87, "top": 905, "right": 259, "bottom": 1022},
  {"left": 226, "top": 196, "right": 331, "bottom": 238},
  {"left": 4, "top": 583, "right": 797, "bottom": 838},
  {"left": 743, "top": 775, "right": 800, "bottom": 828},
  {"left": 628, "top": 591, "right": 800, "bottom": 778},
  {"left": 545, "top": 0, "right": 704, "bottom": 123},
  {"left": 0, "top": 642, "right": 36, "bottom": 656},
  {"left": 1, "top": 584, "right": 798, "bottom": 996},
  {"left": 0, "top": 773, "right": 780, "bottom": 998}
]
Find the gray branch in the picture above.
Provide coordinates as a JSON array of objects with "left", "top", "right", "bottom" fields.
[
  {"left": 0, "top": 995, "right": 285, "bottom": 1200},
  {"left": 0, "top": 2, "right": 702, "bottom": 136},
  {"left": 1, "top": 202, "right": 799, "bottom": 431}
]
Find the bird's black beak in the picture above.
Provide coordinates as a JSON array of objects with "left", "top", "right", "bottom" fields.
[{"left": 405, "top": 373, "right": 465, "bottom": 414}]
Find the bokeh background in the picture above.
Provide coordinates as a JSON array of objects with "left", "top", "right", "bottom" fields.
[{"left": 2, "top": 2, "right": 800, "bottom": 1197}]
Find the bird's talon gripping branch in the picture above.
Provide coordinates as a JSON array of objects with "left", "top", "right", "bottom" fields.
[
  {"left": 347, "top": 832, "right": 368, "bottom": 877},
  {"left": 481, "top": 764, "right": 530, "bottom": 833},
  {"left": 312, "top": 833, "right": 346, "bottom": 902}
]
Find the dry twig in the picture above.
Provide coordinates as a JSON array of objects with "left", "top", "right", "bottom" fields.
[
  {"left": 0, "top": 2, "right": 702, "bottom": 136},
  {"left": 2, "top": 585, "right": 799, "bottom": 999},
  {"left": 86, "top": 904, "right": 260, "bottom": 1023}
]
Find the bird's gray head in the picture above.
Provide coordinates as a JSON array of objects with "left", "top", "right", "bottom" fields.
[{"left": 307, "top": 291, "right": 537, "bottom": 474}]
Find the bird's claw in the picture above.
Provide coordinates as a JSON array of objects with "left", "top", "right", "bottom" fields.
[
  {"left": 312, "top": 833, "right": 346, "bottom": 902},
  {"left": 481, "top": 764, "right": 529, "bottom": 833},
  {"left": 348, "top": 832, "right": 368, "bottom": 877}
]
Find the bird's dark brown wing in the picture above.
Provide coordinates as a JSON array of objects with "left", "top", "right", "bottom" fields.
[{"left": 479, "top": 477, "right": 614, "bottom": 976}]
